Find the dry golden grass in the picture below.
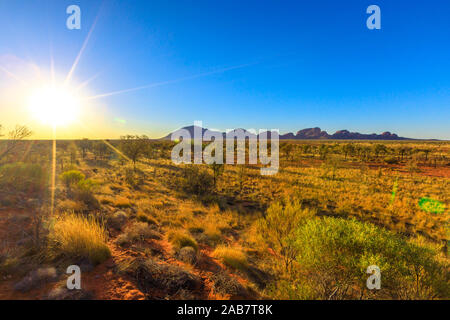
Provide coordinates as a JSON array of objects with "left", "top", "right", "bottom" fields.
[
  {"left": 47, "top": 213, "right": 110, "bottom": 265},
  {"left": 212, "top": 245, "right": 248, "bottom": 271},
  {"left": 167, "top": 230, "right": 198, "bottom": 251},
  {"left": 113, "top": 196, "right": 132, "bottom": 208}
]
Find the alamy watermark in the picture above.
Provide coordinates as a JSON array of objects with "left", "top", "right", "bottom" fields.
[
  {"left": 66, "top": 265, "right": 81, "bottom": 290},
  {"left": 171, "top": 121, "right": 279, "bottom": 175},
  {"left": 64, "top": 5, "right": 379, "bottom": 31},
  {"left": 366, "top": 265, "right": 381, "bottom": 290},
  {"left": 66, "top": 5, "right": 81, "bottom": 30},
  {"left": 366, "top": 5, "right": 381, "bottom": 30}
]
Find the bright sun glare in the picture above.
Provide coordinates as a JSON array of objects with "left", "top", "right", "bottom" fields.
[{"left": 28, "top": 86, "right": 81, "bottom": 127}]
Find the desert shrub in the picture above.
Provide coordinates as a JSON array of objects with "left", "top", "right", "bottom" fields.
[
  {"left": 258, "top": 199, "right": 315, "bottom": 273},
  {"left": 168, "top": 230, "right": 198, "bottom": 251},
  {"left": 188, "top": 226, "right": 205, "bottom": 234},
  {"left": 0, "top": 256, "right": 21, "bottom": 276},
  {"left": 99, "top": 196, "right": 114, "bottom": 205},
  {"left": 266, "top": 279, "right": 317, "bottom": 300},
  {"left": 211, "top": 271, "right": 248, "bottom": 298},
  {"left": 294, "top": 217, "right": 449, "bottom": 299},
  {"left": 116, "top": 222, "right": 161, "bottom": 246},
  {"left": 74, "top": 189, "right": 100, "bottom": 211},
  {"left": 407, "top": 160, "right": 421, "bottom": 173},
  {"left": 122, "top": 258, "right": 202, "bottom": 297},
  {"left": 189, "top": 219, "right": 223, "bottom": 246},
  {"left": 60, "top": 170, "right": 85, "bottom": 189},
  {"left": 209, "top": 162, "right": 224, "bottom": 188},
  {"left": 124, "top": 167, "right": 144, "bottom": 188},
  {"left": 175, "top": 246, "right": 197, "bottom": 265},
  {"left": 45, "top": 285, "right": 93, "bottom": 300},
  {"left": 76, "top": 178, "right": 98, "bottom": 192},
  {"left": 57, "top": 199, "right": 85, "bottom": 213},
  {"left": 136, "top": 212, "right": 158, "bottom": 225},
  {"left": 384, "top": 156, "right": 399, "bottom": 164},
  {"left": 14, "top": 267, "right": 58, "bottom": 293},
  {"left": 0, "top": 162, "right": 47, "bottom": 194},
  {"left": 106, "top": 211, "right": 128, "bottom": 230},
  {"left": 181, "top": 165, "right": 214, "bottom": 196},
  {"left": 47, "top": 213, "right": 110, "bottom": 265},
  {"left": 212, "top": 245, "right": 248, "bottom": 271},
  {"left": 113, "top": 196, "right": 132, "bottom": 208}
]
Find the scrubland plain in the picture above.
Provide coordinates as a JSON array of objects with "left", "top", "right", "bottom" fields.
[{"left": 0, "top": 132, "right": 448, "bottom": 300}]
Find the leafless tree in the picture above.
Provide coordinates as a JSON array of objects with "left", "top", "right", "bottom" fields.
[{"left": 0, "top": 125, "right": 33, "bottom": 162}]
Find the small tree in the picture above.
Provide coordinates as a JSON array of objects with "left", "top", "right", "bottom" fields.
[
  {"left": 68, "top": 142, "right": 77, "bottom": 165},
  {"left": 301, "top": 144, "right": 311, "bottom": 158},
  {"left": 181, "top": 165, "right": 214, "bottom": 196},
  {"left": 209, "top": 162, "right": 224, "bottom": 189},
  {"left": 237, "top": 165, "right": 247, "bottom": 194},
  {"left": 398, "top": 147, "right": 410, "bottom": 161},
  {"left": 318, "top": 144, "right": 329, "bottom": 160},
  {"left": 421, "top": 148, "right": 431, "bottom": 161},
  {"left": 120, "top": 135, "right": 149, "bottom": 170},
  {"left": 342, "top": 143, "right": 355, "bottom": 160},
  {"left": 372, "top": 144, "right": 387, "bottom": 159},
  {"left": 258, "top": 199, "right": 315, "bottom": 273},
  {"left": 280, "top": 143, "right": 294, "bottom": 161},
  {"left": 92, "top": 141, "right": 109, "bottom": 163},
  {"left": 79, "top": 138, "right": 91, "bottom": 159},
  {"left": 0, "top": 125, "right": 32, "bottom": 162}
]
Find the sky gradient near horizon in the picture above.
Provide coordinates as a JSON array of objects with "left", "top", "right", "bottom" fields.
[{"left": 0, "top": 0, "right": 449, "bottom": 139}]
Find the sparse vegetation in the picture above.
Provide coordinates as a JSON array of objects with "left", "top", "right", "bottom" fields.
[{"left": 0, "top": 137, "right": 448, "bottom": 300}]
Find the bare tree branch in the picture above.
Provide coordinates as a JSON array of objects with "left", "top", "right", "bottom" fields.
[{"left": 0, "top": 125, "right": 33, "bottom": 162}]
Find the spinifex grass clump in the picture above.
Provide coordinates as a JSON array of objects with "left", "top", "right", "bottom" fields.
[
  {"left": 47, "top": 213, "right": 110, "bottom": 265},
  {"left": 168, "top": 230, "right": 198, "bottom": 251},
  {"left": 212, "top": 245, "right": 248, "bottom": 271}
]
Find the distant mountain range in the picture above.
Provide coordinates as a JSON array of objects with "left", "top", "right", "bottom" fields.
[{"left": 160, "top": 125, "right": 413, "bottom": 140}]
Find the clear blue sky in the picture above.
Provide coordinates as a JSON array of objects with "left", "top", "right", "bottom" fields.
[{"left": 0, "top": 0, "right": 449, "bottom": 139}]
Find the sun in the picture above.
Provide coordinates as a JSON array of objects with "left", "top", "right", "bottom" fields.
[{"left": 28, "top": 85, "right": 81, "bottom": 127}]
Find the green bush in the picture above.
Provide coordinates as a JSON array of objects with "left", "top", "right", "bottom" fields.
[
  {"left": 294, "top": 217, "right": 449, "bottom": 299},
  {"left": 60, "top": 170, "right": 85, "bottom": 189},
  {"left": 76, "top": 178, "right": 97, "bottom": 192}
]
